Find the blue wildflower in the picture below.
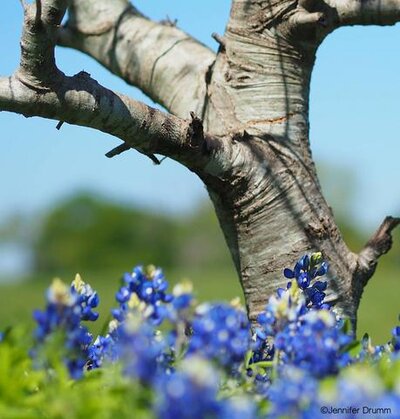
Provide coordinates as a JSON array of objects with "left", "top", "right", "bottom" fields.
[
  {"left": 357, "top": 333, "right": 387, "bottom": 362},
  {"left": 115, "top": 314, "right": 167, "bottom": 384},
  {"left": 32, "top": 275, "right": 99, "bottom": 379},
  {"left": 112, "top": 265, "right": 173, "bottom": 326},
  {"left": 284, "top": 252, "right": 329, "bottom": 309},
  {"left": 267, "top": 367, "right": 320, "bottom": 418},
  {"left": 392, "top": 325, "right": 400, "bottom": 352},
  {"left": 87, "top": 334, "right": 117, "bottom": 370},
  {"left": 155, "top": 356, "right": 256, "bottom": 419},
  {"left": 251, "top": 279, "right": 308, "bottom": 367},
  {"left": 250, "top": 253, "right": 352, "bottom": 381},
  {"left": 71, "top": 274, "right": 100, "bottom": 321},
  {"left": 275, "top": 310, "right": 352, "bottom": 378},
  {"left": 171, "top": 282, "right": 193, "bottom": 312},
  {"left": 187, "top": 302, "right": 251, "bottom": 370},
  {"left": 219, "top": 397, "right": 257, "bottom": 419}
]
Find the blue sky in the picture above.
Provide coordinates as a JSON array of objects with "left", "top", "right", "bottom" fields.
[{"left": 0, "top": 0, "right": 399, "bottom": 232}]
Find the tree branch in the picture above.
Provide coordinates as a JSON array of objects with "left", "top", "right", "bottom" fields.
[
  {"left": 1, "top": 0, "right": 221, "bottom": 171},
  {"left": 356, "top": 216, "right": 400, "bottom": 284},
  {"left": 326, "top": 0, "right": 400, "bottom": 27},
  {"left": 0, "top": 73, "right": 212, "bottom": 168},
  {"left": 57, "top": 0, "right": 216, "bottom": 119}
]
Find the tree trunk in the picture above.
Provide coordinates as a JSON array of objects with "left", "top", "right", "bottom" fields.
[
  {"left": 199, "top": 28, "right": 358, "bottom": 321},
  {"left": 197, "top": 0, "right": 398, "bottom": 325}
]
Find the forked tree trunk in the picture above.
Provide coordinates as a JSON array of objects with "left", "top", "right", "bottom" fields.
[
  {"left": 200, "top": 4, "right": 354, "bottom": 321},
  {"left": 197, "top": 1, "right": 399, "bottom": 324},
  {"left": 1, "top": 0, "right": 399, "bottom": 328}
]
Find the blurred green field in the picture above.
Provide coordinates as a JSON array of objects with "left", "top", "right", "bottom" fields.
[
  {"left": 0, "top": 260, "right": 399, "bottom": 344},
  {"left": 357, "top": 263, "right": 400, "bottom": 343},
  {"left": 0, "top": 265, "right": 240, "bottom": 336}
]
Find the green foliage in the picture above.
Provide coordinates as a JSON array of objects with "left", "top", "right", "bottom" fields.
[{"left": 0, "top": 327, "right": 153, "bottom": 419}]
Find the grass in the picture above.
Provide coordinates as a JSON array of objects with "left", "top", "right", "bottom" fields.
[{"left": 0, "top": 262, "right": 399, "bottom": 344}]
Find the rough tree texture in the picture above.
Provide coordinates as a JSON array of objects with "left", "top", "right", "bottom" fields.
[{"left": 1, "top": 0, "right": 399, "bottom": 326}]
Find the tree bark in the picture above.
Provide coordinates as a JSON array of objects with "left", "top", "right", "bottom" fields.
[{"left": 2, "top": 0, "right": 399, "bottom": 328}]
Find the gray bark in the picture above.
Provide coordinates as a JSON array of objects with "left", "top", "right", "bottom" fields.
[{"left": 2, "top": 0, "right": 399, "bottom": 327}]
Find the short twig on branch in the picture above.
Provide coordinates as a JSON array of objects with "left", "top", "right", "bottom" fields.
[
  {"left": 160, "top": 15, "right": 178, "bottom": 27},
  {"left": 187, "top": 112, "right": 204, "bottom": 148},
  {"left": 35, "top": 0, "right": 42, "bottom": 28},
  {"left": 18, "top": 0, "right": 27, "bottom": 10},
  {"left": 356, "top": 216, "right": 400, "bottom": 284},
  {"left": 105, "top": 143, "right": 131, "bottom": 158},
  {"left": 211, "top": 33, "right": 226, "bottom": 51},
  {"left": 291, "top": 10, "right": 327, "bottom": 28},
  {"left": 364, "top": 216, "right": 400, "bottom": 257},
  {"left": 145, "top": 153, "right": 162, "bottom": 165},
  {"left": 106, "top": 143, "right": 163, "bottom": 166}
]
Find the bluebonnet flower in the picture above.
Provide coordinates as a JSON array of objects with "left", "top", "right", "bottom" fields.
[
  {"left": 90, "top": 267, "right": 194, "bottom": 379},
  {"left": 171, "top": 281, "right": 193, "bottom": 312},
  {"left": 88, "top": 307, "right": 173, "bottom": 378},
  {"left": 268, "top": 362, "right": 400, "bottom": 418},
  {"left": 155, "top": 356, "right": 256, "bottom": 419},
  {"left": 87, "top": 334, "right": 117, "bottom": 370},
  {"left": 356, "top": 333, "right": 387, "bottom": 362},
  {"left": 284, "top": 253, "right": 328, "bottom": 284},
  {"left": 71, "top": 274, "right": 100, "bottom": 321},
  {"left": 115, "top": 314, "right": 167, "bottom": 384},
  {"left": 32, "top": 275, "right": 99, "bottom": 379},
  {"left": 219, "top": 397, "right": 257, "bottom": 419},
  {"left": 275, "top": 310, "right": 352, "bottom": 377},
  {"left": 254, "top": 253, "right": 330, "bottom": 329},
  {"left": 112, "top": 266, "right": 173, "bottom": 326},
  {"left": 155, "top": 357, "right": 221, "bottom": 419},
  {"left": 251, "top": 279, "right": 308, "bottom": 366},
  {"left": 284, "top": 252, "right": 329, "bottom": 309},
  {"left": 267, "top": 367, "right": 320, "bottom": 419},
  {"left": 187, "top": 302, "right": 251, "bottom": 370},
  {"left": 392, "top": 325, "right": 400, "bottom": 352},
  {"left": 250, "top": 253, "right": 353, "bottom": 382}
]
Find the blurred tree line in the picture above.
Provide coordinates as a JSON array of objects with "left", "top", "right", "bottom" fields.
[
  {"left": 32, "top": 193, "right": 232, "bottom": 275},
  {"left": 25, "top": 190, "right": 400, "bottom": 276}
]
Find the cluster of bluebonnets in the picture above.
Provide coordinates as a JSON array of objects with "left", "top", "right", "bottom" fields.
[{"left": 31, "top": 253, "right": 400, "bottom": 418}]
